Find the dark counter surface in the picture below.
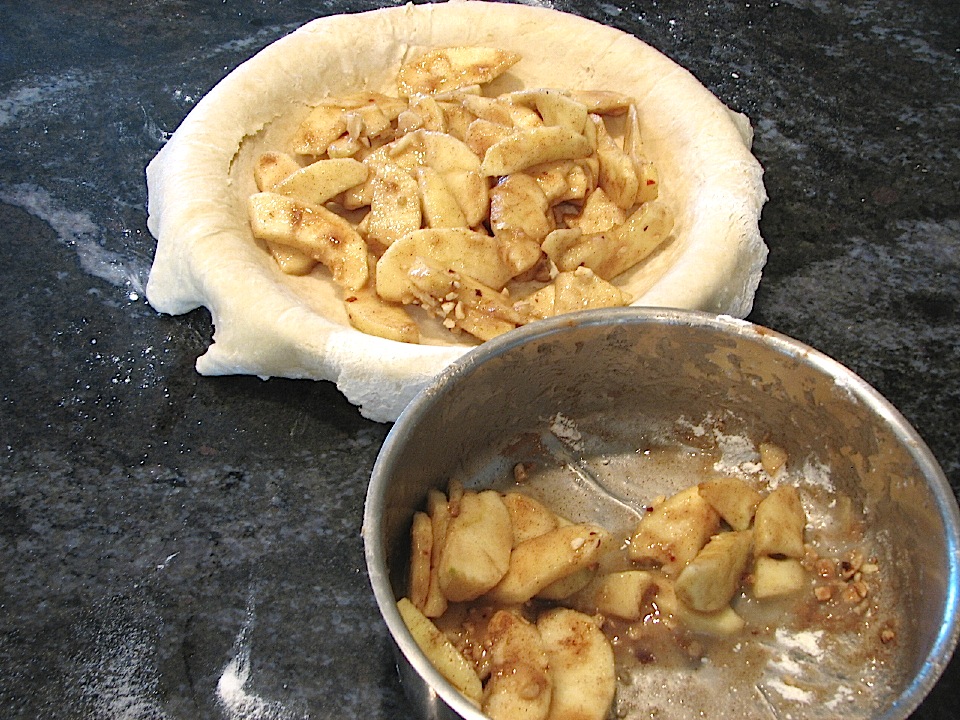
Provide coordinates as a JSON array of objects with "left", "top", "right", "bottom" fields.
[{"left": 1, "top": 1, "right": 957, "bottom": 718}]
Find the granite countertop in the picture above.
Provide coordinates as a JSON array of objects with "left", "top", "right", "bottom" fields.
[{"left": 1, "top": 1, "right": 957, "bottom": 718}]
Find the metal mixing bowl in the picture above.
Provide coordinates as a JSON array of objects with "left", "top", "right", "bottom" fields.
[{"left": 363, "top": 308, "right": 959, "bottom": 720}]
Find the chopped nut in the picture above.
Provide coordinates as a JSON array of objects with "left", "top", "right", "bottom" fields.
[
  {"left": 815, "top": 558, "right": 836, "bottom": 580},
  {"left": 839, "top": 549, "right": 863, "bottom": 580},
  {"left": 842, "top": 584, "right": 864, "bottom": 604},
  {"left": 513, "top": 463, "right": 529, "bottom": 483},
  {"left": 814, "top": 585, "right": 833, "bottom": 602},
  {"left": 880, "top": 628, "right": 897, "bottom": 644}
]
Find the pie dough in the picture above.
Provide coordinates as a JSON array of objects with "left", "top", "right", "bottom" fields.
[{"left": 145, "top": 0, "right": 768, "bottom": 422}]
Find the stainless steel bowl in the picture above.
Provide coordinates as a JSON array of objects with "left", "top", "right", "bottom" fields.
[{"left": 363, "top": 308, "right": 960, "bottom": 720}]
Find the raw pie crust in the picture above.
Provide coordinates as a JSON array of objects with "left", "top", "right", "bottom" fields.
[{"left": 145, "top": 0, "right": 768, "bottom": 422}]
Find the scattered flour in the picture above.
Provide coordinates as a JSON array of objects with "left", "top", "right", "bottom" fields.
[
  {"left": 0, "top": 183, "right": 149, "bottom": 294},
  {"left": 759, "top": 628, "right": 848, "bottom": 710},
  {"left": 549, "top": 412, "right": 584, "bottom": 453},
  {"left": 775, "top": 628, "right": 825, "bottom": 659},
  {"left": 713, "top": 431, "right": 764, "bottom": 477},
  {"left": 677, "top": 413, "right": 765, "bottom": 478},
  {"left": 678, "top": 413, "right": 836, "bottom": 492},
  {"left": 217, "top": 595, "right": 307, "bottom": 720},
  {"left": 764, "top": 677, "right": 815, "bottom": 705},
  {"left": 825, "top": 683, "right": 857, "bottom": 710},
  {"left": 0, "top": 71, "right": 91, "bottom": 127},
  {"left": 74, "top": 596, "right": 170, "bottom": 720},
  {"left": 797, "top": 456, "right": 836, "bottom": 492}
]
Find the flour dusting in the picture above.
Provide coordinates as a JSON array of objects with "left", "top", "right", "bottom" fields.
[
  {"left": 75, "top": 597, "right": 170, "bottom": 720},
  {"left": 797, "top": 456, "right": 835, "bottom": 491},
  {"left": 775, "top": 628, "right": 825, "bottom": 658},
  {"left": 217, "top": 595, "right": 307, "bottom": 720},
  {"left": 764, "top": 677, "right": 815, "bottom": 704},
  {"left": 713, "top": 431, "right": 764, "bottom": 477},
  {"left": 0, "top": 183, "right": 149, "bottom": 294},
  {"left": 549, "top": 413, "right": 584, "bottom": 452},
  {"left": 678, "top": 413, "right": 836, "bottom": 492},
  {"left": 0, "top": 71, "right": 91, "bottom": 127}
]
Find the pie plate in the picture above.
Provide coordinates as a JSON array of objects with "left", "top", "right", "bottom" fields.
[{"left": 145, "top": 0, "right": 767, "bottom": 421}]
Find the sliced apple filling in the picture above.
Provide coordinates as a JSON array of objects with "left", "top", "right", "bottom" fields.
[
  {"left": 396, "top": 440, "right": 887, "bottom": 718},
  {"left": 247, "top": 46, "right": 673, "bottom": 344}
]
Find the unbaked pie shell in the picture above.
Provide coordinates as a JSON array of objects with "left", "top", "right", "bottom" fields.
[{"left": 145, "top": 0, "right": 767, "bottom": 422}]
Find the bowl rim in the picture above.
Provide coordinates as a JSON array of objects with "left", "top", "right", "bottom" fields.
[{"left": 363, "top": 306, "right": 960, "bottom": 720}]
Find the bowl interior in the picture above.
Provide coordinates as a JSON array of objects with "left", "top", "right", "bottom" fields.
[{"left": 364, "top": 308, "right": 959, "bottom": 720}]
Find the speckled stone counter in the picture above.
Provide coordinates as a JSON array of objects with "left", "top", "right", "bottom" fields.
[{"left": 1, "top": 1, "right": 957, "bottom": 718}]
